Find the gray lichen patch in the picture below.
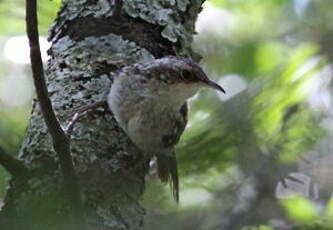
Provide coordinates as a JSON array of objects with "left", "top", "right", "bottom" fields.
[
  {"left": 177, "top": 0, "right": 191, "bottom": 12},
  {"left": 62, "top": 0, "right": 116, "bottom": 19},
  {"left": 122, "top": 0, "right": 200, "bottom": 50},
  {"left": 49, "top": 0, "right": 115, "bottom": 43},
  {"left": 122, "top": 0, "right": 186, "bottom": 43},
  {"left": 50, "top": 35, "right": 154, "bottom": 74}
]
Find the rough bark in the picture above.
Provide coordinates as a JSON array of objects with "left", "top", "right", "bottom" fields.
[{"left": 0, "top": 0, "right": 204, "bottom": 229}]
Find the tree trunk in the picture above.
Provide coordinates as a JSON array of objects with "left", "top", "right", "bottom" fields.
[{"left": 0, "top": 0, "right": 204, "bottom": 229}]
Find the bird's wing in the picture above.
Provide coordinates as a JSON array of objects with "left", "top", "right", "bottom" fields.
[{"left": 161, "top": 102, "right": 188, "bottom": 148}]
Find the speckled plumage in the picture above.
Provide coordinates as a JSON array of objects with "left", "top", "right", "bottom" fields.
[{"left": 107, "top": 56, "right": 224, "bottom": 202}]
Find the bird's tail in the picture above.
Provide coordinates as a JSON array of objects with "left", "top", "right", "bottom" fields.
[{"left": 156, "top": 154, "right": 179, "bottom": 202}]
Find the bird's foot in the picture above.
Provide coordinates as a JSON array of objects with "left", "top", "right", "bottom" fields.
[{"left": 65, "top": 100, "right": 108, "bottom": 134}]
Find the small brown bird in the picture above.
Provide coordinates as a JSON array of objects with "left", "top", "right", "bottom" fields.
[{"left": 70, "top": 56, "right": 225, "bottom": 202}]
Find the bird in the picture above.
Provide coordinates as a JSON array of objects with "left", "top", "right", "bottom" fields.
[{"left": 68, "top": 56, "right": 225, "bottom": 202}]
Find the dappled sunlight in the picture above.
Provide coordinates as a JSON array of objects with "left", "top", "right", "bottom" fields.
[
  {"left": 0, "top": 69, "right": 34, "bottom": 107},
  {"left": 4, "top": 35, "right": 50, "bottom": 64},
  {"left": 217, "top": 74, "right": 247, "bottom": 101},
  {"left": 179, "top": 188, "right": 212, "bottom": 206},
  {"left": 195, "top": 2, "right": 232, "bottom": 39}
]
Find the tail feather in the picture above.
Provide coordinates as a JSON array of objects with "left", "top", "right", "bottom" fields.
[{"left": 156, "top": 154, "right": 179, "bottom": 202}]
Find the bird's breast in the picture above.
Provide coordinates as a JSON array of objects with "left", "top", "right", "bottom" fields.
[{"left": 107, "top": 77, "right": 188, "bottom": 153}]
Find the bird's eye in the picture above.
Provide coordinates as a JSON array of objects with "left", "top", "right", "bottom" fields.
[{"left": 181, "top": 69, "right": 193, "bottom": 81}]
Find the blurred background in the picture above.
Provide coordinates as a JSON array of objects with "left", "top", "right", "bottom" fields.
[{"left": 1, "top": 0, "right": 333, "bottom": 229}]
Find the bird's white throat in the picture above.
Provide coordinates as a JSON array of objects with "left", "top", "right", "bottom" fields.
[{"left": 155, "top": 82, "right": 200, "bottom": 109}]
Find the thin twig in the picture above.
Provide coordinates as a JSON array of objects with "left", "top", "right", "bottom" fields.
[
  {"left": 65, "top": 113, "right": 80, "bottom": 134},
  {"left": 25, "top": 0, "right": 85, "bottom": 227},
  {"left": 0, "top": 146, "right": 28, "bottom": 176}
]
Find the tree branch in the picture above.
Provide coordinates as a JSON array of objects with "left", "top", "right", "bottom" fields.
[
  {"left": 25, "top": 0, "right": 85, "bottom": 227},
  {"left": 0, "top": 146, "right": 28, "bottom": 176}
]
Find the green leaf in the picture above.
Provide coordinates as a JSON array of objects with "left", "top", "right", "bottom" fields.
[{"left": 280, "top": 197, "right": 319, "bottom": 223}]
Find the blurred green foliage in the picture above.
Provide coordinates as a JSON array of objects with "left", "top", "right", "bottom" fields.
[
  {"left": 0, "top": 0, "right": 333, "bottom": 229},
  {"left": 242, "top": 226, "right": 275, "bottom": 230},
  {"left": 0, "top": 0, "right": 61, "bottom": 35},
  {"left": 280, "top": 195, "right": 333, "bottom": 229},
  {"left": 280, "top": 197, "right": 319, "bottom": 224}
]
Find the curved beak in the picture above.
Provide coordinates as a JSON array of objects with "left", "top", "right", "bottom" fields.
[{"left": 206, "top": 80, "right": 225, "bottom": 94}]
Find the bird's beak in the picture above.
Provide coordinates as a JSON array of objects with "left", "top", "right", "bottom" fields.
[{"left": 205, "top": 80, "right": 226, "bottom": 94}]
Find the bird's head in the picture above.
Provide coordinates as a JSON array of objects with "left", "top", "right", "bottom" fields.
[
  {"left": 173, "top": 57, "right": 225, "bottom": 94},
  {"left": 149, "top": 57, "right": 225, "bottom": 98}
]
